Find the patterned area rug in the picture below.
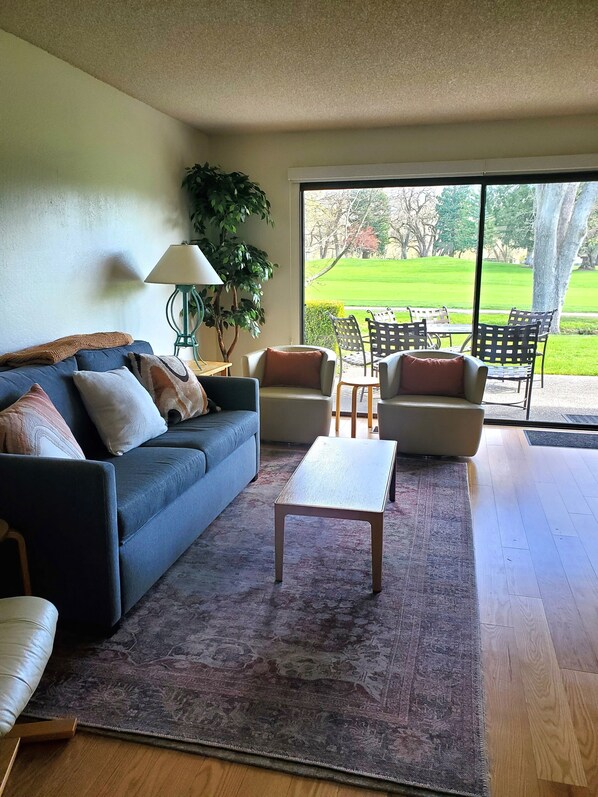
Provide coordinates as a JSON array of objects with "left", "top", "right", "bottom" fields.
[{"left": 28, "top": 447, "right": 488, "bottom": 797}]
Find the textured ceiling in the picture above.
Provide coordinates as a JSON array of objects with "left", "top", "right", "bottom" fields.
[{"left": 1, "top": 0, "right": 597, "bottom": 134}]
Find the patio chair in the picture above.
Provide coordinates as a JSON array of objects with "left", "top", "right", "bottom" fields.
[
  {"left": 508, "top": 307, "right": 556, "bottom": 388},
  {"left": 328, "top": 313, "right": 373, "bottom": 378},
  {"left": 366, "top": 320, "right": 428, "bottom": 370},
  {"left": 367, "top": 307, "right": 396, "bottom": 323},
  {"left": 474, "top": 322, "right": 540, "bottom": 420},
  {"left": 407, "top": 306, "right": 452, "bottom": 349}
]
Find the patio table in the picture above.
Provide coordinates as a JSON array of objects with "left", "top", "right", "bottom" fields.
[{"left": 427, "top": 322, "right": 473, "bottom": 351}]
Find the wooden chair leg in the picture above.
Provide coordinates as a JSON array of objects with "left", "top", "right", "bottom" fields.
[
  {"left": 6, "top": 530, "right": 31, "bottom": 596},
  {"left": 0, "top": 739, "right": 20, "bottom": 797},
  {"left": 335, "top": 381, "right": 343, "bottom": 433}
]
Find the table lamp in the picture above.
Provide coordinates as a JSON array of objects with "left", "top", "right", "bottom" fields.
[{"left": 145, "top": 244, "right": 223, "bottom": 368}]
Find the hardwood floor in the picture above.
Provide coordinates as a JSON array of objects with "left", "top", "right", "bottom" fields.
[{"left": 6, "top": 423, "right": 598, "bottom": 797}]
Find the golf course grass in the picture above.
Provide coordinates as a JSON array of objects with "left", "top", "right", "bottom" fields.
[
  {"left": 305, "top": 256, "right": 598, "bottom": 376},
  {"left": 305, "top": 256, "right": 598, "bottom": 313}
]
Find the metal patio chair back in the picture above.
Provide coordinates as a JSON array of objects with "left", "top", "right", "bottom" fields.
[
  {"left": 475, "top": 322, "right": 540, "bottom": 420},
  {"left": 407, "top": 306, "right": 452, "bottom": 348},
  {"left": 366, "top": 320, "right": 428, "bottom": 368},
  {"left": 367, "top": 307, "right": 397, "bottom": 324},
  {"left": 328, "top": 313, "right": 369, "bottom": 378},
  {"left": 508, "top": 307, "right": 556, "bottom": 387}
]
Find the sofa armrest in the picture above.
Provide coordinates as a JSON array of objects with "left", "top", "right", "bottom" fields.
[
  {"left": 378, "top": 353, "right": 403, "bottom": 399},
  {"left": 463, "top": 356, "right": 488, "bottom": 405},
  {"left": 196, "top": 375, "right": 260, "bottom": 413},
  {"left": 0, "top": 455, "right": 121, "bottom": 628}
]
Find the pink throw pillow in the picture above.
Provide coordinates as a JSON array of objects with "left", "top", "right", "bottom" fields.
[
  {"left": 0, "top": 384, "right": 86, "bottom": 459},
  {"left": 399, "top": 354, "right": 465, "bottom": 397},
  {"left": 261, "top": 348, "right": 323, "bottom": 390}
]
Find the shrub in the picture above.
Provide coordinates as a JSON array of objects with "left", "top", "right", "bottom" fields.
[{"left": 304, "top": 301, "right": 344, "bottom": 350}]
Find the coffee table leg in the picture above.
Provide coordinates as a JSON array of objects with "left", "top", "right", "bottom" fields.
[
  {"left": 389, "top": 458, "right": 396, "bottom": 502},
  {"left": 370, "top": 515, "right": 383, "bottom": 592},
  {"left": 275, "top": 506, "right": 285, "bottom": 582}
]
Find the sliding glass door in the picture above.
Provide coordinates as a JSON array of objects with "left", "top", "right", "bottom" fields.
[
  {"left": 302, "top": 174, "right": 598, "bottom": 427},
  {"left": 479, "top": 179, "right": 598, "bottom": 423},
  {"left": 303, "top": 183, "right": 480, "bottom": 414}
]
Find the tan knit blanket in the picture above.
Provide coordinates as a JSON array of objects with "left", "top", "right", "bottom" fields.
[{"left": 0, "top": 332, "right": 134, "bottom": 367}]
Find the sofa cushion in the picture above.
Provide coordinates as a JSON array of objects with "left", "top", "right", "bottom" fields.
[
  {"left": 141, "top": 410, "right": 258, "bottom": 470},
  {"left": 75, "top": 340, "right": 153, "bottom": 373},
  {"left": 0, "top": 357, "right": 102, "bottom": 456},
  {"left": 0, "top": 384, "right": 85, "bottom": 459},
  {"left": 107, "top": 447, "right": 206, "bottom": 541}
]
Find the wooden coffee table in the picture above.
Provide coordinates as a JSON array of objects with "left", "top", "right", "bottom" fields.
[{"left": 274, "top": 436, "right": 397, "bottom": 592}]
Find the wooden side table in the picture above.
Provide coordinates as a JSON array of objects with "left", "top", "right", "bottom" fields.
[
  {"left": 335, "top": 375, "right": 379, "bottom": 438},
  {"left": 186, "top": 360, "right": 232, "bottom": 377},
  {"left": 0, "top": 519, "right": 32, "bottom": 595}
]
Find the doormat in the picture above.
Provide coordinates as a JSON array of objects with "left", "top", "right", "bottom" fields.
[
  {"left": 27, "top": 448, "right": 488, "bottom": 797},
  {"left": 525, "top": 430, "right": 598, "bottom": 449},
  {"left": 564, "top": 415, "right": 598, "bottom": 426}
]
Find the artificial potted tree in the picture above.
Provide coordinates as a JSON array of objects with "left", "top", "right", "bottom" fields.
[{"left": 182, "top": 162, "right": 278, "bottom": 362}]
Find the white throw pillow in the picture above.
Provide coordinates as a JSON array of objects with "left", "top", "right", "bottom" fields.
[{"left": 73, "top": 366, "right": 167, "bottom": 456}]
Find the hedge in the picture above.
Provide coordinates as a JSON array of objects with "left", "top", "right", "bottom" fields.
[{"left": 304, "top": 300, "right": 344, "bottom": 350}]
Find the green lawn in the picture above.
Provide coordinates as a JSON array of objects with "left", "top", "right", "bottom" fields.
[
  {"left": 305, "top": 256, "right": 598, "bottom": 376},
  {"left": 305, "top": 256, "right": 598, "bottom": 313}
]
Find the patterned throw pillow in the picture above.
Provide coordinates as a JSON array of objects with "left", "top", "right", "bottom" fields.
[
  {"left": 0, "top": 383, "right": 85, "bottom": 459},
  {"left": 128, "top": 354, "right": 210, "bottom": 424}
]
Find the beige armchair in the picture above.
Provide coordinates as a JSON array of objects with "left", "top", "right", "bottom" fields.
[
  {"left": 242, "top": 345, "right": 336, "bottom": 444},
  {"left": 377, "top": 350, "right": 487, "bottom": 457}
]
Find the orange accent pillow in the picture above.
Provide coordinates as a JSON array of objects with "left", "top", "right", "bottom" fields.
[
  {"left": 261, "top": 348, "right": 323, "bottom": 389},
  {"left": 399, "top": 354, "right": 465, "bottom": 397}
]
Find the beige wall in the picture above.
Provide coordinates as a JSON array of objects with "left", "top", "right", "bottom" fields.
[
  {"left": 0, "top": 31, "right": 207, "bottom": 356},
  {"left": 2, "top": 30, "right": 596, "bottom": 370},
  {"left": 209, "top": 116, "right": 598, "bottom": 372}
]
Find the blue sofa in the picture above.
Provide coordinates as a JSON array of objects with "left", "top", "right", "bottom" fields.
[{"left": 0, "top": 341, "right": 259, "bottom": 629}]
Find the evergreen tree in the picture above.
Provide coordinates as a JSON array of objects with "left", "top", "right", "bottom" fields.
[{"left": 435, "top": 186, "right": 479, "bottom": 257}]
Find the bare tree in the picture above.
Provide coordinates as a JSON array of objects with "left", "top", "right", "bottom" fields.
[
  {"left": 387, "top": 187, "right": 437, "bottom": 259},
  {"left": 304, "top": 192, "right": 351, "bottom": 260},
  {"left": 532, "top": 181, "right": 598, "bottom": 330},
  {"left": 304, "top": 190, "right": 375, "bottom": 284}
]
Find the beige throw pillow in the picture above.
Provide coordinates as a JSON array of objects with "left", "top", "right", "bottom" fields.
[
  {"left": 0, "top": 383, "right": 85, "bottom": 459},
  {"left": 73, "top": 367, "right": 167, "bottom": 456},
  {"left": 128, "top": 353, "right": 209, "bottom": 424}
]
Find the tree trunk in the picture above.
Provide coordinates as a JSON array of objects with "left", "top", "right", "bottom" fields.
[
  {"left": 532, "top": 184, "right": 567, "bottom": 324},
  {"left": 401, "top": 235, "right": 410, "bottom": 259},
  {"left": 533, "top": 182, "right": 598, "bottom": 331},
  {"left": 553, "top": 181, "right": 598, "bottom": 328}
]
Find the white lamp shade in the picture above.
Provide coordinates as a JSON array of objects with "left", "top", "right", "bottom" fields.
[{"left": 145, "top": 244, "right": 223, "bottom": 286}]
